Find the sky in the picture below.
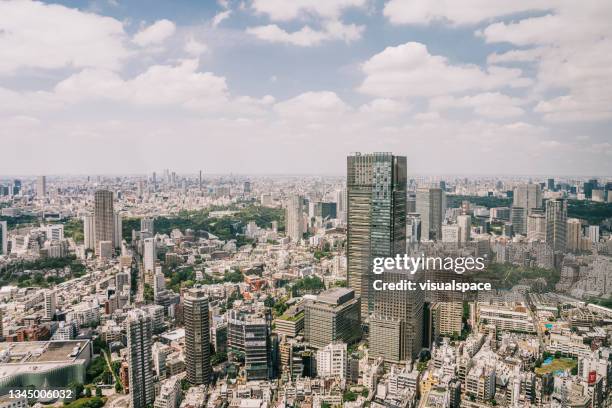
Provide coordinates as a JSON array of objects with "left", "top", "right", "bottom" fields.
[{"left": 1, "top": 0, "right": 611, "bottom": 176}]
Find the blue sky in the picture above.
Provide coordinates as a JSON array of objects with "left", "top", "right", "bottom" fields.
[{"left": 1, "top": 0, "right": 611, "bottom": 176}]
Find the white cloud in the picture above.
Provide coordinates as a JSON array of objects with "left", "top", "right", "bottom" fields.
[
  {"left": 54, "top": 59, "right": 229, "bottom": 110},
  {"left": 430, "top": 92, "right": 526, "bottom": 118},
  {"left": 486, "top": 48, "right": 546, "bottom": 64},
  {"left": 274, "top": 91, "right": 350, "bottom": 120},
  {"left": 358, "top": 42, "right": 530, "bottom": 98},
  {"left": 0, "top": 0, "right": 129, "bottom": 73},
  {"left": 250, "top": 0, "right": 366, "bottom": 21},
  {"left": 247, "top": 20, "right": 363, "bottom": 46},
  {"left": 383, "top": 0, "right": 553, "bottom": 25},
  {"left": 359, "top": 98, "right": 410, "bottom": 115},
  {"left": 132, "top": 19, "right": 176, "bottom": 47},
  {"left": 212, "top": 10, "right": 232, "bottom": 27},
  {"left": 184, "top": 37, "right": 208, "bottom": 56},
  {"left": 480, "top": 2, "right": 612, "bottom": 122}
]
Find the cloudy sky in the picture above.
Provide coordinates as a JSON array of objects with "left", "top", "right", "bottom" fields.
[{"left": 1, "top": 0, "right": 611, "bottom": 176}]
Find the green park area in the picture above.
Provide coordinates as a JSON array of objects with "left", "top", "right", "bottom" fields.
[{"left": 535, "top": 357, "right": 577, "bottom": 375}]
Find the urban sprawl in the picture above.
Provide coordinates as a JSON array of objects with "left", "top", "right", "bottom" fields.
[{"left": 1, "top": 152, "right": 612, "bottom": 408}]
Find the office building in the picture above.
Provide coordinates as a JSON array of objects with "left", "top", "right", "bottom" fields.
[
  {"left": 183, "top": 288, "right": 211, "bottom": 385},
  {"left": 141, "top": 218, "right": 154, "bottom": 235},
  {"left": 36, "top": 175, "right": 46, "bottom": 197},
  {"left": 286, "top": 195, "right": 304, "bottom": 242},
  {"left": 83, "top": 214, "right": 95, "bottom": 250},
  {"left": 369, "top": 269, "right": 424, "bottom": 363},
  {"left": 316, "top": 342, "right": 347, "bottom": 379},
  {"left": 127, "top": 309, "right": 155, "bottom": 408},
  {"left": 406, "top": 213, "right": 420, "bottom": 244},
  {"left": 432, "top": 302, "right": 462, "bottom": 338},
  {"left": 227, "top": 308, "right": 273, "bottom": 381},
  {"left": 457, "top": 214, "right": 471, "bottom": 244},
  {"left": 0, "top": 220, "right": 7, "bottom": 255},
  {"left": 513, "top": 183, "right": 542, "bottom": 210},
  {"left": 304, "top": 288, "right": 361, "bottom": 349},
  {"left": 567, "top": 218, "right": 582, "bottom": 252},
  {"left": 546, "top": 199, "right": 567, "bottom": 251},
  {"left": 144, "top": 238, "right": 156, "bottom": 274},
  {"left": 94, "top": 190, "right": 114, "bottom": 254},
  {"left": 588, "top": 225, "right": 600, "bottom": 243},
  {"left": 347, "top": 152, "right": 407, "bottom": 317},
  {"left": 510, "top": 207, "right": 528, "bottom": 235},
  {"left": 416, "top": 187, "right": 445, "bottom": 241},
  {"left": 113, "top": 212, "right": 122, "bottom": 247},
  {"left": 527, "top": 213, "right": 546, "bottom": 241}
]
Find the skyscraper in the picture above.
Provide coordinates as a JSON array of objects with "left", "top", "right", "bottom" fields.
[
  {"left": 527, "top": 213, "right": 546, "bottom": 241},
  {"left": 513, "top": 183, "right": 542, "bottom": 210},
  {"left": 83, "top": 215, "right": 95, "bottom": 250},
  {"left": 36, "top": 175, "right": 46, "bottom": 197},
  {"left": 566, "top": 218, "right": 582, "bottom": 252},
  {"left": 43, "top": 290, "right": 56, "bottom": 320},
  {"left": 113, "top": 212, "right": 122, "bottom": 247},
  {"left": 286, "top": 195, "right": 304, "bottom": 242},
  {"left": 94, "top": 190, "right": 114, "bottom": 254},
  {"left": 347, "top": 152, "right": 407, "bottom": 318},
  {"left": 141, "top": 218, "right": 155, "bottom": 235},
  {"left": 184, "top": 288, "right": 211, "bottom": 385},
  {"left": 127, "top": 309, "right": 155, "bottom": 408},
  {"left": 510, "top": 207, "right": 528, "bottom": 235},
  {"left": 546, "top": 199, "right": 567, "bottom": 251},
  {"left": 416, "top": 187, "right": 445, "bottom": 241},
  {"left": 0, "top": 220, "right": 7, "bottom": 255},
  {"left": 457, "top": 214, "right": 471, "bottom": 244},
  {"left": 143, "top": 238, "right": 156, "bottom": 274}
]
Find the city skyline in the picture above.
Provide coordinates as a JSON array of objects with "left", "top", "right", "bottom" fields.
[{"left": 1, "top": 1, "right": 612, "bottom": 175}]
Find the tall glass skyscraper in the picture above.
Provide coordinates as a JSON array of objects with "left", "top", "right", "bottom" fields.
[{"left": 347, "top": 152, "right": 407, "bottom": 318}]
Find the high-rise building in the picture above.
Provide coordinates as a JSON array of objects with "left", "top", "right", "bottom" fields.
[
  {"left": 127, "top": 309, "right": 155, "bottom": 408},
  {"left": 513, "top": 183, "right": 542, "bottom": 210},
  {"left": 432, "top": 301, "right": 462, "bottom": 338},
  {"left": 143, "top": 238, "right": 156, "bottom": 274},
  {"left": 304, "top": 288, "right": 361, "bottom": 349},
  {"left": 588, "top": 225, "right": 600, "bottom": 243},
  {"left": 567, "top": 218, "right": 582, "bottom": 252},
  {"left": 547, "top": 178, "right": 555, "bottom": 191},
  {"left": 227, "top": 308, "right": 274, "bottom": 381},
  {"left": 83, "top": 215, "right": 95, "bottom": 250},
  {"left": 43, "top": 290, "right": 56, "bottom": 320},
  {"left": 457, "top": 215, "right": 471, "bottom": 244},
  {"left": 347, "top": 152, "right": 407, "bottom": 317},
  {"left": 510, "top": 207, "right": 528, "bottom": 235},
  {"left": 416, "top": 188, "right": 445, "bottom": 241},
  {"left": 527, "top": 213, "right": 546, "bottom": 241},
  {"left": 286, "top": 195, "right": 304, "bottom": 242},
  {"left": 335, "top": 188, "right": 347, "bottom": 222},
  {"left": 36, "top": 176, "right": 46, "bottom": 197},
  {"left": 113, "top": 212, "right": 122, "bottom": 247},
  {"left": 0, "top": 220, "right": 7, "bottom": 255},
  {"left": 316, "top": 342, "right": 347, "bottom": 379},
  {"left": 183, "top": 288, "right": 211, "bottom": 385},
  {"left": 94, "top": 190, "right": 114, "bottom": 254},
  {"left": 141, "top": 218, "right": 154, "bottom": 235},
  {"left": 546, "top": 199, "right": 567, "bottom": 251},
  {"left": 369, "top": 269, "right": 424, "bottom": 363}
]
